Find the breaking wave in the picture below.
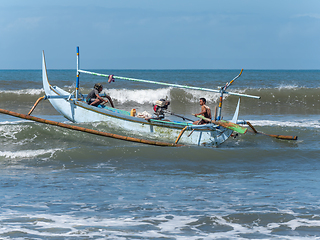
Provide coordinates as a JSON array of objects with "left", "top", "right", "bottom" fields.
[{"left": 1, "top": 86, "right": 319, "bottom": 104}]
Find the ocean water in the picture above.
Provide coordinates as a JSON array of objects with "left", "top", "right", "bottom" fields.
[{"left": 0, "top": 69, "right": 320, "bottom": 239}]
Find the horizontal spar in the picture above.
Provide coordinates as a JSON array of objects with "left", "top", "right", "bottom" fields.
[
  {"left": 0, "top": 108, "right": 184, "bottom": 147},
  {"left": 78, "top": 69, "right": 260, "bottom": 99},
  {"left": 44, "top": 93, "right": 106, "bottom": 99},
  {"left": 194, "top": 115, "right": 248, "bottom": 134}
]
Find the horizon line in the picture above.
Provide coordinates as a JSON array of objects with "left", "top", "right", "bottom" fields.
[{"left": 1, "top": 68, "right": 319, "bottom": 71}]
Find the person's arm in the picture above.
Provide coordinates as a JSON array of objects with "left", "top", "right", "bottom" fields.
[
  {"left": 95, "top": 92, "right": 107, "bottom": 103},
  {"left": 195, "top": 106, "right": 206, "bottom": 116},
  {"left": 105, "top": 95, "right": 114, "bottom": 108}
]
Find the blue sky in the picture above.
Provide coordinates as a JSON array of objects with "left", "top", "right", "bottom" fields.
[{"left": 0, "top": 0, "right": 319, "bottom": 69}]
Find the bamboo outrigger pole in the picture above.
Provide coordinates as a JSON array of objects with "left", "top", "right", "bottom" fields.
[
  {"left": 74, "top": 47, "right": 258, "bottom": 99},
  {"left": 0, "top": 108, "right": 184, "bottom": 147},
  {"left": 77, "top": 67, "right": 259, "bottom": 122},
  {"left": 77, "top": 69, "right": 261, "bottom": 100}
]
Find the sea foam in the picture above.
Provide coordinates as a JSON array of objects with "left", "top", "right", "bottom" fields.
[
  {"left": 105, "top": 88, "right": 172, "bottom": 104},
  {"left": 0, "top": 149, "right": 61, "bottom": 159},
  {"left": 1, "top": 210, "right": 318, "bottom": 239},
  {"left": 249, "top": 119, "right": 320, "bottom": 129},
  {"left": 0, "top": 88, "right": 44, "bottom": 95}
]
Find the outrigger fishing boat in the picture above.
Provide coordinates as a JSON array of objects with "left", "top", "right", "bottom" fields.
[{"left": 35, "top": 47, "right": 296, "bottom": 146}]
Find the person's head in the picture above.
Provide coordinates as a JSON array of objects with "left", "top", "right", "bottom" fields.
[
  {"left": 94, "top": 83, "right": 103, "bottom": 92},
  {"left": 199, "top": 97, "right": 206, "bottom": 105}
]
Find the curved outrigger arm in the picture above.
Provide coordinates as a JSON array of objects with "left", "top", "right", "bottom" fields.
[
  {"left": 222, "top": 69, "right": 243, "bottom": 91},
  {"left": 216, "top": 69, "right": 261, "bottom": 120}
]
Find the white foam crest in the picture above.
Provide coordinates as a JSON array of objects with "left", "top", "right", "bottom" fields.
[
  {"left": 0, "top": 212, "right": 150, "bottom": 238},
  {"left": 104, "top": 88, "right": 172, "bottom": 104},
  {"left": 0, "top": 212, "right": 203, "bottom": 239},
  {"left": 272, "top": 218, "right": 320, "bottom": 231},
  {"left": 156, "top": 215, "right": 199, "bottom": 233},
  {"left": 64, "top": 84, "right": 75, "bottom": 88},
  {"left": 247, "top": 119, "right": 320, "bottom": 129},
  {"left": 0, "top": 148, "right": 61, "bottom": 159},
  {"left": 183, "top": 89, "right": 221, "bottom": 103},
  {"left": 0, "top": 88, "right": 44, "bottom": 95},
  {"left": 102, "top": 87, "right": 233, "bottom": 104},
  {"left": 85, "top": 85, "right": 258, "bottom": 105},
  {"left": 0, "top": 119, "right": 30, "bottom": 125},
  {"left": 0, "top": 210, "right": 318, "bottom": 239},
  {"left": 276, "top": 84, "right": 300, "bottom": 90},
  {"left": 0, "top": 125, "right": 29, "bottom": 139}
]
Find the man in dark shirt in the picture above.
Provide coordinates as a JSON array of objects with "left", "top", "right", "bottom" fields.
[{"left": 86, "top": 83, "right": 114, "bottom": 108}]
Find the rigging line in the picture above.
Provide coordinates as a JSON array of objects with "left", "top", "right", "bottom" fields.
[{"left": 78, "top": 69, "right": 260, "bottom": 99}]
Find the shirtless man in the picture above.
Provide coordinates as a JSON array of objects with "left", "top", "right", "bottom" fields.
[{"left": 193, "top": 97, "right": 212, "bottom": 125}]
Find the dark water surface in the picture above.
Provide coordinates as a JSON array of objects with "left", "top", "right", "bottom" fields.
[{"left": 0, "top": 69, "right": 319, "bottom": 239}]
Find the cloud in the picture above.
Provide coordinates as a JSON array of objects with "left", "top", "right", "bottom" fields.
[
  {"left": 4, "top": 17, "right": 41, "bottom": 32},
  {"left": 294, "top": 13, "right": 320, "bottom": 19}
]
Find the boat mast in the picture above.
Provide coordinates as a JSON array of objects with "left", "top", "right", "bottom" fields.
[
  {"left": 217, "top": 89, "right": 223, "bottom": 120},
  {"left": 76, "top": 46, "right": 80, "bottom": 100}
]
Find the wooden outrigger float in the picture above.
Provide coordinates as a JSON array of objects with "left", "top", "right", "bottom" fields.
[
  {"left": 0, "top": 108, "right": 184, "bottom": 147},
  {"left": 1, "top": 47, "right": 297, "bottom": 147}
]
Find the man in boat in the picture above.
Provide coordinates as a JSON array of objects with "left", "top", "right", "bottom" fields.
[
  {"left": 193, "top": 97, "right": 212, "bottom": 124},
  {"left": 86, "top": 83, "right": 114, "bottom": 108}
]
